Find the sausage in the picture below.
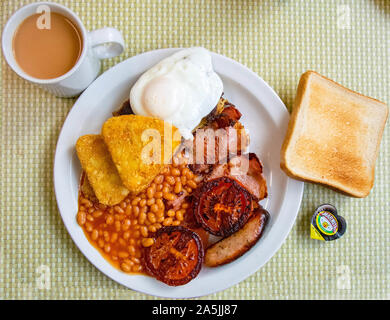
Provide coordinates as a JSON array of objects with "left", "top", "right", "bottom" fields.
[{"left": 204, "top": 207, "right": 269, "bottom": 267}]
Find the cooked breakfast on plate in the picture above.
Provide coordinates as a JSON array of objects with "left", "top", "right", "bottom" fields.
[{"left": 75, "top": 47, "right": 269, "bottom": 286}]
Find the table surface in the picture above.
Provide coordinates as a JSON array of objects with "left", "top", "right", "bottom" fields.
[{"left": 1, "top": 0, "right": 389, "bottom": 300}]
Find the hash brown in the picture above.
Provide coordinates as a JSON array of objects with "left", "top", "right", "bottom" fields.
[
  {"left": 101, "top": 115, "right": 181, "bottom": 194},
  {"left": 76, "top": 134, "right": 129, "bottom": 205}
]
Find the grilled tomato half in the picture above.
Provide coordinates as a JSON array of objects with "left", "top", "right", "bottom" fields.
[
  {"left": 193, "top": 177, "right": 253, "bottom": 237},
  {"left": 144, "top": 226, "right": 204, "bottom": 286}
]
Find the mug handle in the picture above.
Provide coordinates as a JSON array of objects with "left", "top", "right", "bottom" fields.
[{"left": 88, "top": 27, "right": 125, "bottom": 59}]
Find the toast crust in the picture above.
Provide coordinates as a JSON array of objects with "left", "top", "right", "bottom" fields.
[{"left": 281, "top": 71, "right": 388, "bottom": 198}]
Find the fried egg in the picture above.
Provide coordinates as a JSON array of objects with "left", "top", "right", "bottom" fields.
[{"left": 130, "top": 47, "right": 223, "bottom": 139}]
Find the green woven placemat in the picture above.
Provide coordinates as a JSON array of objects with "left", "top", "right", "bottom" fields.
[{"left": 1, "top": 0, "right": 389, "bottom": 300}]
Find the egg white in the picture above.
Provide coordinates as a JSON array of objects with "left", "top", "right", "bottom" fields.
[{"left": 130, "top": 47, "right": 223, "bottom": 140}]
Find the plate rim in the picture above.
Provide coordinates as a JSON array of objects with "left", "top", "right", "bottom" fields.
[{"left": 53, "top": 48, "right": 304, "bottom": 298}]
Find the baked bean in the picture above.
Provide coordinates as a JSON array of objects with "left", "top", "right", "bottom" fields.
[
  {"left": 92, "top": 210, "right": 103, "bottom": 218},
  {"left": 174, "top": 181, "right": 182, "bottom": 194},
  {"left": 106, "top": 215, "right": 114, "bottom": 225},
  {"left": 128, "top": 245, "right": 136, "bottom": 256},
  {"left": 150, "top": 204, "right": 159, "bottom": 213},
  {"left": 172, "top": 220, "right": 181, "bottom": 226},
  {"left": 118, "top": 251, "right": 129, "bottom": 259},
  {"left": 163, "top": 217, "right": 173, "bottom": 226},
  {"left": 171, "top": 168, "right": 180, "bottom": 176},
  {"left": 123, "top": 259, "right": 134, "bottom": 266},
  {"left": 114, "top": 206, "right": 124, "bottom": 214},
  {"left": 146, "top": 198, "right": 155, "bottom": 206},
  {"left": 153, "top": 223, "right": 162, "bottom": 229},
  {"left": 138, "top": 212, "right": 146, "bottom": 224},
  {"left": 176, "top": 210, "right": 184, "bottom": 221},
  {"left": 167, "top": 209, "right": 175, "bottom": 217},
  {"left": 147, "top": 186, "right": 155, "bottom": 199},
  {"left": 140, "top": 226, "right": 148, "bottom": 238},
  {"left": 139, "top": 199, "right": 147, "bottom": 207},
  {"left": 133, "top": 230, "right": 141, "bottom": 238},
  {"left": 187, "top": 180, "right": 197, "bottom": 189},
  {"left": 147, "top": 212, "right": 156, "bottom": 224},
  {"left": 132, "top": 205, "right": 140, "bottom": 217},
  {"left": 115, "top": 214, "right": 125, "bottom": 221},
  {"left": 186, "top": 170, "right": 195, "bottom": 180},
  {"left": 122, "top": 219, "right": 131, "bottom": 231},
  {"left": 162, "top": 166, "right": 170, "bottom": 175},
  {"left": 85, "top": 222, "right": 93, "bottom": 232},
  {"left": 148, "top": 225, "right": 157, "bottom": 233},
  {"left": 131, "top": 257, "right": 141, "bottom": 264},
  {"left": 165, "top": 176, "right": 175, "bottom": 185},
  {"left": 104, "top": 243, "right": 111, "bottom": 253},
  {"left": 125, "top": 205, "right": 132, "bottom": 215},
  {"left": 162, "top": 186, "right": 170, "bottom": 194},
  {"left": 91, "top": 229, "right": 99, "bottom": 240},
  {"left": 156, "top": 199, "right": 164, "bottom": 209},
  {"left": 163, "top": 193, "right": 176, "bottom": 201},
  {"left": 141, "top": 238, "right": 154, "bottom": 247},
  {"left": 111, "top": 233, "right": 118, "bottom": 243},
  {"left": 114, "top": 221, "right": 121, "bottom": 232},
  {"left": 131, "top": 197, "right": 141, "bottom": 206},
  {"left": 154, "top": 175, "right": 164, "bottom": 184},
  {"left": 98, "top": 239, "right": 105, "bottom": 248},
  {"left": 121, "top": 263, "right": 131, "bottom": 273},
  {"left": 81, "top": 198, "right": 93, "bottom": 208},
  {"left": 77, "top": 211, "right": 86, "bottom": 225}
]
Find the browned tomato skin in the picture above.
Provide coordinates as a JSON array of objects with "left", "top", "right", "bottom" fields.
[
  {"left": 192, "top": 177, "right": 253, "bottom": 237},
  {"left": 143, "top": 226, "right": 204, "bottom": 286}
]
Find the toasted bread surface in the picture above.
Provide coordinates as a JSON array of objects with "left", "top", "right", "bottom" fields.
[
  {"left": 281, "top": 71, "right": 388, "bottom": 197},
  {"left": 102, "top": 115, "right": 181, "bottom": 195},
  {"left": 76, "top": 134, "right": 129, "bottom": 205}
]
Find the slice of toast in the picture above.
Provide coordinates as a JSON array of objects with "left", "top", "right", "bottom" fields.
[
  {"left": 76, "top": 134, "right": 129, "bottom": 205},
  {"left": 281, "top": 71, "right": 388, "bottom": 197}
]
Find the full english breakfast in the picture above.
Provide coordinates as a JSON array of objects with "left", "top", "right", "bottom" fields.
[{"left": 75, "top": 48, "right": 270, "bottom": 285}]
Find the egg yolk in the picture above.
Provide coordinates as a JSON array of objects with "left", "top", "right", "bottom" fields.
[{"left": 142, "top": 76, "right": 184, "bottom": 118}]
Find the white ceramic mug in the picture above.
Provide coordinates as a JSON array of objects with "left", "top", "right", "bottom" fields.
[{"left": 2, "top": 2, "right": 125, "bottom": 97}]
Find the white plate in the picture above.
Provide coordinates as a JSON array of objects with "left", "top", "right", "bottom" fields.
[{"left": 54, "top": 48, "right": 304, "bottom": 298}]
